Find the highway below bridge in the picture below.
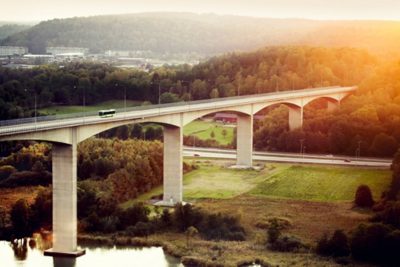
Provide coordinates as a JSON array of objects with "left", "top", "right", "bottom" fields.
[{"left": 183, "top": 147, "right": 392, "bottom": 168}]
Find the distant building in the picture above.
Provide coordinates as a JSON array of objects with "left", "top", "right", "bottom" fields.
[
  {"left": 0, "top": 46, "right": 28, "bottom": 57},
  {"left": 105, "top": 50, "right": 150, "bottom": 57},
  {"left": 214, "top": 113, "right": 264, "bottom": 123},
  {"left": 23, "top": 54, "right": 54, "bottom": 64},
  {"left": 214, "top": 113, "right": 237, "bottom": 123},
  {"left": 46, "top": 47, "right": 89, "bottom": 56}
]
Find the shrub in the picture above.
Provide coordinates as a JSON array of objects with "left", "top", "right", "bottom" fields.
[
  {"left": 267, "top": 218, "right": 281, "bottom": 243},
  {"left": 30, "top": 188, "right": 52, "bottom": 230},
  {"left": 160, "top": 208, "right": 172, "bottom": 227},
  {"left": 350, "top": 223, "right": 391, "bottom": 262},
  {"left": 269, "top": 235, "right": 306, "bottom": 252},
  {"left": 10, "top": 199, "right": 32, "bottom": 238},
  {"left": 0, "top": 165, "right": 16, "bottom": 180},
  {"left": 316, "top": 233, "right": 330, "bottom": 256},
  {"left": 0, "top": 171, "right": 51, "bottom": 188},
  {"left": 355, "top": 185, "right": 374, "bottom": 207},
  {"left": 99, "top": 216, "right": 120, "bottom": 233},
  {"left": 118, "top": 202, "right": 150, "bottom": 229},
  {"left": 372, "top": 201, "right": 400, "bottom": 228},
  {"left": 126, "top": 222, "right": 154, "bottom": 237},
  {"left": 329, "top": 230, "right": 350, "bottom": 257}
]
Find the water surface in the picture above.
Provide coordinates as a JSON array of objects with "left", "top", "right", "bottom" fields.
[{"left": 0, "top": 240, "right": 183, "bottom": 267}]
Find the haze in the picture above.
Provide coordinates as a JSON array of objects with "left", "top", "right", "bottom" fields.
[{"left": 2, "top": 0, "right": 400, "bottom": 22}]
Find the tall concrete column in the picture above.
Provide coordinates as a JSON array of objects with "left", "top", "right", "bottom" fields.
[
  {"left": 45, "top": 131, "right": 84, "bottom": 257},
  {"left": 236, "top": 114, "right": 253, "bottom": 167},
  {"left": 288, "top": 106, "right": 303, "bottom": 131},
  {"left": 162, "top": 126, "right": 183, "bottom": 205},
  {"left": 327, "top": 100, "right": 340, "bottom": 113}
]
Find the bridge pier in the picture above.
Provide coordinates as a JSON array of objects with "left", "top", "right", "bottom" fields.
[
  {"left": 236, "top": 114, "right": 253, "bottom": 167},
  {"left": 288, "top": 106, "right": 303, "bottom": 131},
  {"left": 45, "top": 140, "right": 84, "bottom": 257},
  {"left": 158, "top": 126, "right": 183, "bottom": 206}
]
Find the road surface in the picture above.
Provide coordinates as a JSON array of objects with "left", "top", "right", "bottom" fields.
[{"left": 183, "top": 147, "right": 391, "bottom": 168}]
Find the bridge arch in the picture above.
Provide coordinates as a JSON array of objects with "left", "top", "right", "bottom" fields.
[
  {"left": 76, "top": 117, "right": 180, "bottom": 144},
  {"left": 182, "top": 106, "right": 252, "bottom": 126},
  {"left": 253, "top": 101, "right": 301, "bottom": 115},
  {"left": 301, "top": 95, "right": 341, "bottom": 107}
]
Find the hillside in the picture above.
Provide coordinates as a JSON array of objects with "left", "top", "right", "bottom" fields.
[
  {"left": 0, "top": 24, "right": 30, "bottom": 41},
  {"left": 2, "top": 13, "right": 400, "bottom": 58},
  {"left": 0, "top": 13, "right": 320, "bottom": 55}
]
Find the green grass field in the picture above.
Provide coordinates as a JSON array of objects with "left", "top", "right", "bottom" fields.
[
  {"left": 250, "top": 165, "right": 391, "bottom": 201},
  {"left": 39, "top": 100, "right": 143, "bottom": 115},
  {"left": 121, "top": 162, "right": 391, "bottom": 208},
  {"left": 183, "top": 120, "right": 235, "bottom": 145}
]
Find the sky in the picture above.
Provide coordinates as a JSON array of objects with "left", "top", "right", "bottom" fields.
[{"left": 2, "top": 0, "right": 400, "bottom": 22}]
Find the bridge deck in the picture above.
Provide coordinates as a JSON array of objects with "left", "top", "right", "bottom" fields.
[{"left": 0, "top": 86, "right": 356, "bottom": 136}]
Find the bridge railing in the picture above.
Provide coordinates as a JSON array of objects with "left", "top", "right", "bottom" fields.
[{"left": 0, "top": 86, "right": 353, "bottom": 128}]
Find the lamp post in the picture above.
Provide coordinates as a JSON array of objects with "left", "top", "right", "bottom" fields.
[
  {"left": 25, "top": 88, "right": 37, "bottom": 127},
  {"left": 300, "top": 139, "right": 304, "bottom": 155},
  {"left": 150, "top": 81, "right": 161, "bottom": 105},
  {"left": 124, "top": 86, "right": 127, "bottom": 116},
  {"left": 158, "top": 83, "right": 161, "bottom": 105},
  {"left": 179, "top": 80, "right": 191, "bottom": 102},
  {"left": 356, "top": 140, "right": 362, "bottom": 159},
  {"left": 82, "top": 84, "right": 86, "bottom": 123}
]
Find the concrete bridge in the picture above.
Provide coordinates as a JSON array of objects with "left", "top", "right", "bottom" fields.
[{"left": 0, "top": 86, "right": 356, "bottom": 256}]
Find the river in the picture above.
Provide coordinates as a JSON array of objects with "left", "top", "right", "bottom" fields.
[{"left": 0, "top": 238, "right": 183, "bottom": 267}]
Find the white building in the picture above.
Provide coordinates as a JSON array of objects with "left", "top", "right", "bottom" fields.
[
  {"left": 0, "top": 46, "right": 28, "bottom": 57},
  {"left": 46, "top": 47, "right": 89, "bottom": 56}
]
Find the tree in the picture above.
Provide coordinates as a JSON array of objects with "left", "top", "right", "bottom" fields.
[
  {"left": 10, "top": 199, "right": 31, "bottom": 238},
  {"left": 161, "top": 208, "right": 172, "bottom": 227},
  {"left": 221, "top": 129, "right": 227, "bottom": 139},
  {"left": 388, "top": 149, "right": 400, "bottom": 199},
  {"left": 209, "top": 88, "right": 219, "bottom": 99},
  {"left": 131, "top": 124, "right": 143, "bottom": 139},
  {"left": 210, "top": 130, "right": 215, "bottom": 139},
  {"left": 116, "top": 125, "right": 129, "bottom": 140},
  {"left": 355, "top": 185, "right": 374, "bottom": 208},
  {"left": 328, "top": 230, "right": 350, "bottom": 257},
  {"left": 267, "top": 218, "right": 280, "bottom": 244},
  {"left": 185, "top": 226, "right": 198, "bottom": 249},
  {"left": 369, "top": 133, "right": 399, "bottom": 157},
  {"left": 160, "top": 92, "right": 180, "bottom": 104}
]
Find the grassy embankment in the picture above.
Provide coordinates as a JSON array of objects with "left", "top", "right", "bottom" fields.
[{"left": 123, "top": 161, "right": 389, "bottom": 204}]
